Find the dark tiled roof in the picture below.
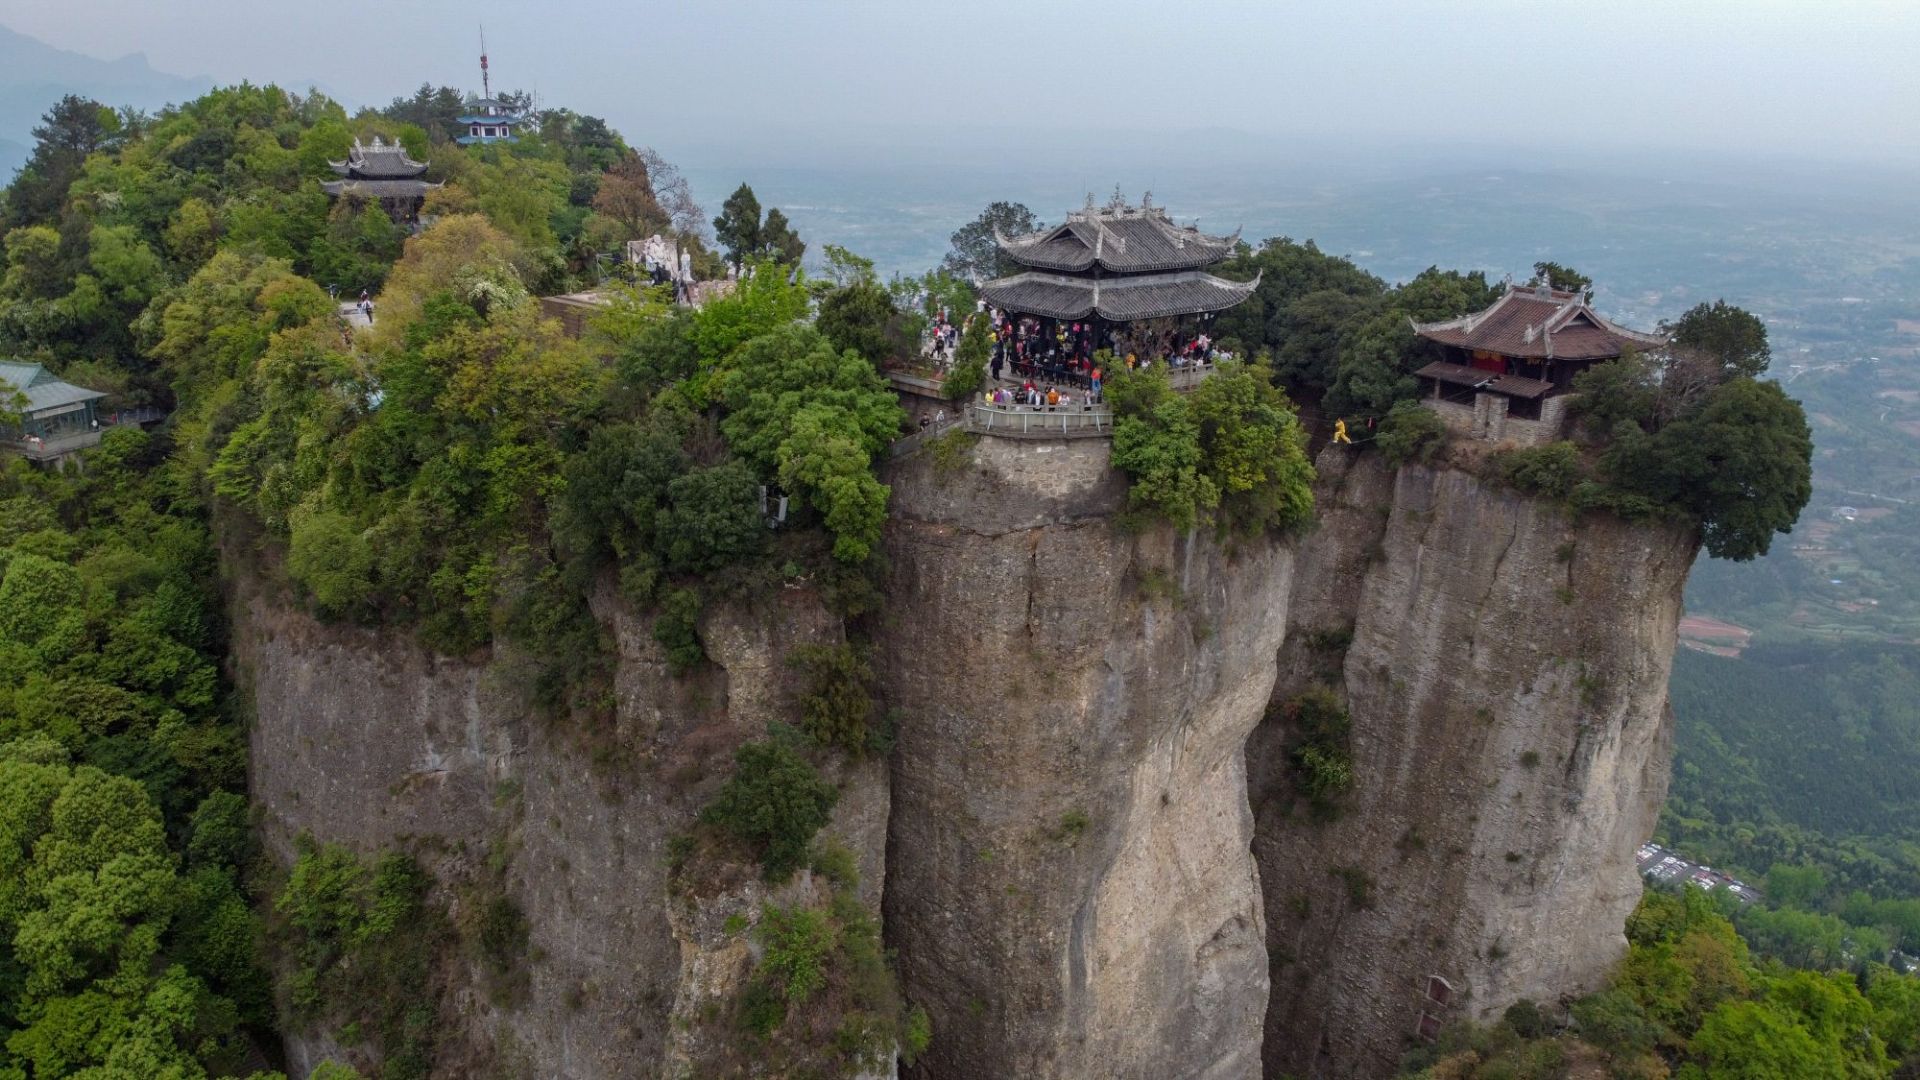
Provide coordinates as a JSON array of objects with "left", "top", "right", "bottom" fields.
[
  {"left": 1414, "top": 285, "right": 1665, "bottom": 360},
  {"left": 327, "top": 138, "right": 430, "bottom": 180},
  {"left": 997, "top": 202, "right": 1238, "bottom": 274},
  {"left": 1414, "top": 361, "right": 1555, "bottom": 399},
  {"left": 979, "top": 270, "right": 1259, "bottom": 322},
  {"left": 321, "top": 179, "right": 441, "bottom": 199}
]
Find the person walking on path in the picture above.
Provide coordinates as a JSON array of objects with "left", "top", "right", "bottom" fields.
[{"left": 1333, "top": 418, "right": 1352, "bottom": 444}]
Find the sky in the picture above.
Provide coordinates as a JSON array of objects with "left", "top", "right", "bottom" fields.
[{"left": 2, "top": 0, "right": 1917, "bottom": 174}]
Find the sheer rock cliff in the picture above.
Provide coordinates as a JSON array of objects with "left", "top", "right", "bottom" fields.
[
  {"left": 228, "top": 555, "right": 880, "bottom": 1079},
  {"left": 1249, "top": 450, "right": 1692, "bottom": 1078},
  {"left": 878, "top": 437, "right": 1284, "bottom": 1080},
  {"left": 233, "top": 435, "right": 1695, "bottom": 1079}
]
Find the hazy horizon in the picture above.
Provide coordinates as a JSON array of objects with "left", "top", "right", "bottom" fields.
[{"left": 2, "top": 0, "right": 1917, "bottom": 178}]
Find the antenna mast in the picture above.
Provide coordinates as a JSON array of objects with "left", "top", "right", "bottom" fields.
[{"left": 479, "top": 25, "right": 491, "bottom": 99}]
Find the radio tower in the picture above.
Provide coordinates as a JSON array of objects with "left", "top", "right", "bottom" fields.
[{"left": 479, "top": 25, "right": 491, "bottom": 99}]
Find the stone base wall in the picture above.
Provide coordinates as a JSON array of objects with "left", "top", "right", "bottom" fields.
[{"left": 1423, "top": 393, "right": 1570, "bottom": 447}]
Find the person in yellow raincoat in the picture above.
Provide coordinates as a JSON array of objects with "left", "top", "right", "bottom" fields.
[{"left": 1333, "top": 418, "right": 1352, "bottom": 444}]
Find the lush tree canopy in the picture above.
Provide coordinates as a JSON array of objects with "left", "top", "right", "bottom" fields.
[
  {"left": 1106, "top": 360, "right": 1315, "bottom": 534},
  {"left": 941, "top": 201, "right": 1040, "bottom": 281}
]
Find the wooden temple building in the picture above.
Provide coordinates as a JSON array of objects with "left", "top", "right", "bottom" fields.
[
  {"left": 978, "top": 192, "right": 1258, "bottom": 342},
  {"left": 1411, "top": 283, "right": 1666, "bottom": 443},
  {"left": 321, "top": 137, "right": 439, "bottom": 226}
]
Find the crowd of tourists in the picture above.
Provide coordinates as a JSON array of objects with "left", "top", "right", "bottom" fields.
[{"left": 912, "top": 304, "right": 1232, "bottom": 421}]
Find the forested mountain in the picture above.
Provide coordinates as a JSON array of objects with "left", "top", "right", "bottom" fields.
[{"left": 0, "top": 70, "right": 1886, "bottom": 1079}]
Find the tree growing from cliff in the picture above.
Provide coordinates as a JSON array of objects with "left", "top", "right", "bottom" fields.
[
  {"left": 1106, "top": 360, "right": 1315, "bottom": 535},
  {"left": 701, "top": 739, "right": 840, "bottom": 880},
  {"left": 1667, "top": 299, "right": 1772, "bottom": 380},
  {"left": 1602, "top": 377, "right": 1812, "bottom": 561}
]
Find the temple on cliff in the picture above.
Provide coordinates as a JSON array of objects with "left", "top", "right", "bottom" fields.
[
  {"left": 1411, "top": 283, "right": 1666, "bottom": 421},
  {"left": 978, "top": 191, "right": 1258, "bottom": 340},
  {"left": 320, "top": 137, "right": 440, "bottom": 226}
]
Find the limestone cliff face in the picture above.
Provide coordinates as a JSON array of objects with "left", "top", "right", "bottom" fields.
[
  {"left": 1249, "top": 450, "right": 1693, "bottom": 1078},
  {"left": 877, "top": 437, "right": 1285, "bottom": 1080},
  {"left": 234, "top": 434, "right": 1695, "bottom": 1080},
  {"left": 229, "top": 558, "right": 882, "bottom": 1080}
]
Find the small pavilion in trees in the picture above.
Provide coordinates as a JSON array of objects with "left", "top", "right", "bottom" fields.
[
  {"left": 978, "top": 191, "right": 1258, "bottom": 354},
  {"left": 1412, "top": 283, "right": 1666, "bottom": 422},
  {"left": 457, "top": 36, "right": 522, "bottom": 145},
  {"left": 321, "top": 137, "right": 439, "bottom": 226},
  {"left": 456, "top": 97, "right": 523, "bottom": 145}
]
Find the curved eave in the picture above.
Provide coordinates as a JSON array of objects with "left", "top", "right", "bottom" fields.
[{"left": 979, "top": 269, "right": 1261, "bottom": 323}]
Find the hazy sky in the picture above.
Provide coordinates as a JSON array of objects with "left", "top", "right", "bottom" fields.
[{"left": 3, "top": 0, "right": 1917, "bottom": 169}]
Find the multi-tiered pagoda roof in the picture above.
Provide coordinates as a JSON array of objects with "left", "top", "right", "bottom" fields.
[
  {"left": 456, "top": 97, "right": 523, "bottom": 145},
  {"left": 979, "top": 193, "right": 1258, "bottom": 323},
  {"left": 321, "top": 137, "right": 438, "bottom": 201},
  {"left": 320, "top": 137, "right": 440, "bottom": 226}
]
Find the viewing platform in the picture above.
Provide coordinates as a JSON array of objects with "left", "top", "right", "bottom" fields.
[
  {"left": 5, "top": 408, "right": 166, "bottom": 466},
  {"left": 885, "top": 363, "right": 1218, "bottom": 458}
]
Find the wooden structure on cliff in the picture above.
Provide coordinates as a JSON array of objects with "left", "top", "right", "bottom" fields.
[
  {"left": 978, "top": 192, "right": 1258, "bottom": 332},
  {"left": 1411, "top": 283, "right": 1665, "bottom": 443}
]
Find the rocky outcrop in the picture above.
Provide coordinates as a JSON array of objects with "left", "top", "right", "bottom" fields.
[
  {"left": 234, "top": 432, "right": 1697, "bottom": 1079},
  {"left": 230, "top": 556, "right": 882, "bottom": 1079},
  {"left": 1249, "top": 450, "right": 1693, "bottom": 1078},
  {"left": 878, "top": 437, "right": 1285, "bottom": 1080}
]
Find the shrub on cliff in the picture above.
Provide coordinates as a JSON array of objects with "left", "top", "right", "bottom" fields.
[
  {"left": 788, "top": 642, "right": 875, "bottom": 755},
  {"left": 1375, "top": 400, "right": 1447, "bottom": 466},
  {"left": 1106, "top": 359, "right": 1315, "bottom": 535},
  {"left": 701, "top": 738, "right": 840, "bottom": 881},
  {"left": 1492, "top": 442, "right": 1584, "bottom": 499},
  {"left": 1278, "top": 686, "right": 1354, "bottom": 815}
]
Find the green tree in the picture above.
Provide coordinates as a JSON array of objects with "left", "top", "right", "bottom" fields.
[
  {"left": 1531, "top": 260, "right": 1593, "bottom": 293},
  {"left": 1107, "top": 361, "right": 1314, "bottom": 534},
  {"left": 761, "top": 207, "right": 805, "bottom": 265},
  {"left": 712, "top": 183, "right": 763, "bottom": 273},
  {"left": 943, "top": 314, "right": 991, "bottom": 401},
  {"left": 1603, "top": 377, "right": 1812, "bottom": 560},
  {"left": 941, "top": 201, "right": 1040, "bottom": 281},
  {"left": 657, "top": 460, "right": 767, "bottom": 574},
  {"left": 4, "top": 95, "right": 120, "bottom": 230},
  {"left": 1668, "top": 299, "right": 1772, "bottom": 380},
  {"left": 701, "top": 739, "right": 840, "bottom": 880},
  {"left": 816, "top": 281, "right": 900, "bottom": 367}
]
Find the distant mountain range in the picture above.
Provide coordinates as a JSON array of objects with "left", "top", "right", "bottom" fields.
[{"left": 0, "top": 23, "right": 212, "bottom": 175}]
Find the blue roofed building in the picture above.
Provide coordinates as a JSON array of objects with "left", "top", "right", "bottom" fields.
[
  {"left": 456, "top": 97, "right": 523, "bottom": 145},
  {"left": 0, "top": 360, "right": 112, "bottom": 461}
]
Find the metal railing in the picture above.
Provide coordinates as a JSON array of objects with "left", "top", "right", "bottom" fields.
[
  {"left": 965, "top": 402, "right": 1113, "bottom": 438},
  {"left": 6, "top": 410, "right": 166, "bottom": 461},
  {"left": 888, "top": 413, "right": 967, "bottom": 458}
]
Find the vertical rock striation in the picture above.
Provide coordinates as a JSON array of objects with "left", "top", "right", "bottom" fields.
[
  {"left": 230, "top": 554, "right": 882, "bottom": 1079},
  {"left": 878, "top": 437, "right": 1284, "bottom": 1079},
  {"left": 1250, "top": 450, "right": 1694, "bottom": 1078},
  {"left": 233, "top": 434, "right": 1698, "bottom": 1079}
]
